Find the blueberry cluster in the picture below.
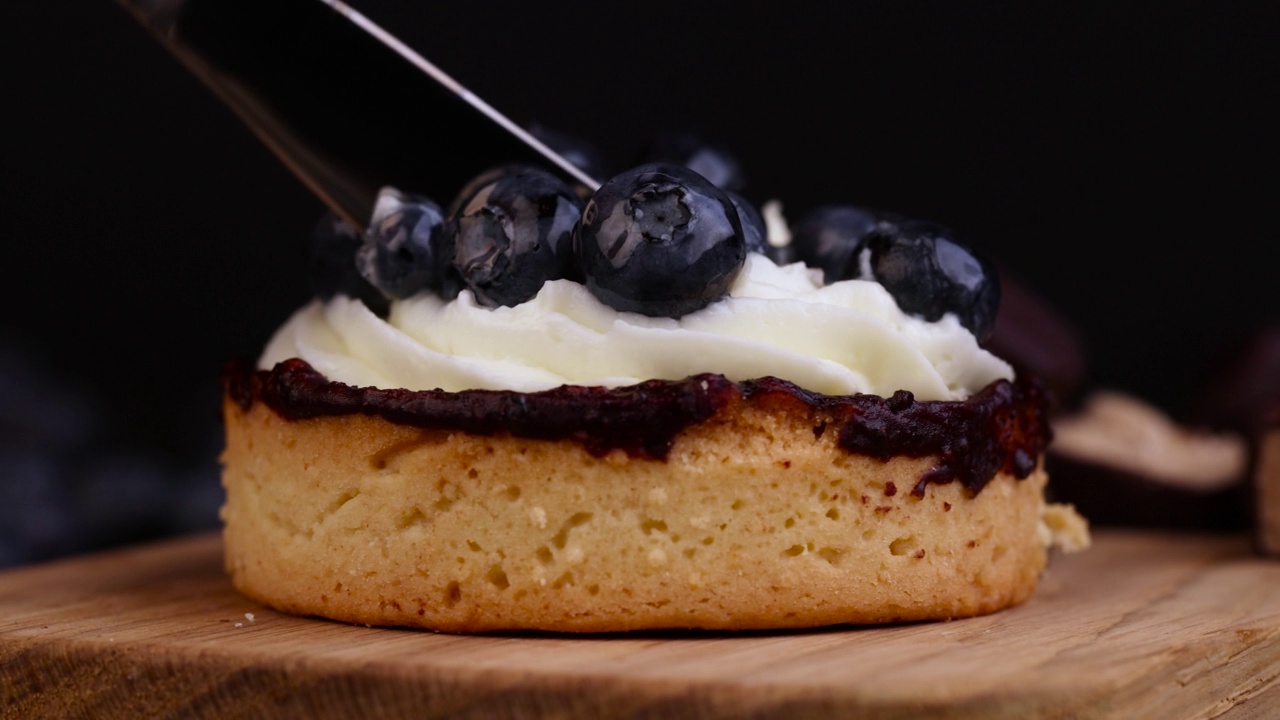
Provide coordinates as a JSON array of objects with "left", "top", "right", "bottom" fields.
[
  {"left": 790, "top": 206, "right": 1001, "bottom": 341},
  {"left": 311, "top": 130, "right": 999, "bottom": 336},
  {"left": 311, "top": 138, "right": 765, "bottom": 318}
]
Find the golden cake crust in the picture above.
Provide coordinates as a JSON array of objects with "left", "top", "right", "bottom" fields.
[{"left": 220, "top": 377, "right": 1056, "bottom": 633}]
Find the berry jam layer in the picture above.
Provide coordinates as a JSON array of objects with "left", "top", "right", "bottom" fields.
[{"left": 223, "top": 358, "right": 1050, "bottom": 497}]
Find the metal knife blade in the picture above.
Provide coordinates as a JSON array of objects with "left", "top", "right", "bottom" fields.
[{"left": 113, "top": 0, "right": 600, "bottom": 229}]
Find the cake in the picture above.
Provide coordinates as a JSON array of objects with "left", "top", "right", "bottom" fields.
[{"left": 219, "top": 156, "right": 1088, "bottom": 633}]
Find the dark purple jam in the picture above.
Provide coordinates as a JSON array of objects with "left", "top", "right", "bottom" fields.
[{"left": 222, "top": 358, "right": 1051, "bottom": 496}]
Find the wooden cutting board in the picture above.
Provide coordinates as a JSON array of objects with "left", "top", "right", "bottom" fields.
[{"left": 1, "top": 530, "right": 1278, "bottom": 719}]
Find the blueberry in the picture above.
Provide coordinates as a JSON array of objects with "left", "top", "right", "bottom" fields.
[
  {"left": 438, "top": 165, "right": 584, "bottom": 307},
  {"left": 307, "top": 211, "right": 389, "bottom": 315},
  {"left": 854, "top": 220, "right": 1001, "bottom": 342},
  {"left": 575, "top": 162, "right": 747, "bottom": 318},
  {"left": 725, "top": 190, "right": 768, "bottom": 255},
  {"left": 356, "top": 187, "right": 445, "bottom": 299},
  {"left": 790, "top": 205, "right": 896, "bottom": 284},
  {"left": 526, "top": 122, "right": 611, "bottom": 187},
  {"left": 636, "top": 131, "right": 746, "bottom": 193}
]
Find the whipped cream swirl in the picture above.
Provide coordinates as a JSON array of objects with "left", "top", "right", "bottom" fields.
[{"left": 260, "top": 254, "right": 1012, "bottom": 401}]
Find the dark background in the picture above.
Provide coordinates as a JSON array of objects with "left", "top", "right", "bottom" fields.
[{"left": 1, "top": 2, "right": 1275, "bottom": 562}]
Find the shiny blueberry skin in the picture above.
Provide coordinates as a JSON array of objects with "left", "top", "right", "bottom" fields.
[
  {"left": 437, "top": 165, "right": 583, "bottom": 307},
  {"left": 725, "top": 190, "right": 768, "bottom": 254},
  {"left": 790, "top": 205, "right": 896, "bottom": 284},
  {"left": 307, "top": 211, "right": 389, "bottom": 316},
  {"left": 574, "top": 162, "right": 746, "bottom": 318},
  {"left": 853, "top": 220, "right": 1001, "bottom": 342},
  {"left": 356, "top": 189, "right": 445, "bottom": 299},
  {"left": 636, "top": 131, "right": 746, "bottom": 193}
]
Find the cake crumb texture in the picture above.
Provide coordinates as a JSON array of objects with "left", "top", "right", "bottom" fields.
[
  {"left": 221, "top": 394, "right": 1055, "bottom": 633},
  {"left": 1039, "top": 502, "right": 1090, "bottom": 554}
]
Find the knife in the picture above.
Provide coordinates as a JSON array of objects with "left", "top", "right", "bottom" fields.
[{"left": 113, "top": 0, "right": 600, "bottom": 229}]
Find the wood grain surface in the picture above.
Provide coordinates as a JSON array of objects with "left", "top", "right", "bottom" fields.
[{"left": 1, "top": 530, "right": 1278, "bottom": 719}]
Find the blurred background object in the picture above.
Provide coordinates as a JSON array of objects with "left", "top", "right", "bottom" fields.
[
  {"left": 0, "top": 337, "right": 222, "bottom": 567},
  {"left": 0, "top": 1, "right": 1275, "bottom": 565}
]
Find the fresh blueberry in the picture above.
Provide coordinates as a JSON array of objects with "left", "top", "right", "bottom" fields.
[
  {"left": 725, "top": 190, "right": 768, "bottom": 255},
  {"left": 636, "top": 131, "right": 746, "bottom": 193},
  {"left": 575, "top": 162, "right": 747, "bottom": 318},
  {"left": 853, "top": 220, "right": 1001, "bottom": 342},
  {"left": 526, "top": 122, "right": 611, "bottom": 187},
  {"left": 356, "top": 187, "right": 445, "bottom": 299},
  {"left": 790, "top": 205, "right": 897, "bottom": 284},
  {"left": 437, "top": 165, "right": 584, "bottom": 307},
  {"left": 307, "top": 211, "right": 389, "bottom": 315},
  {"left": 444, "top": 166, "right": 504, "bottom": 219}
]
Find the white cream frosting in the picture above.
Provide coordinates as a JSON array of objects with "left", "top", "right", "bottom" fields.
[{"left": 260, "top": 254, "right": 1013, "bottom": 400}]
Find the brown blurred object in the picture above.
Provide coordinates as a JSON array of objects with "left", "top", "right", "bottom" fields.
[
  {"left": 1183, "top": 322, "right": 1280, "bottom": 436},
  {"left": 1181, "top": 323, "right": 1280, "bottom": 553},
  {"left": 986, "top": 266, "right": 1089, "bottom": 414},
  {"left": 1046, "top": 390, "right": 1250, "bottom": 532},
  {"left": 1256, "top": 406, "right": 1280, "bottom": 556}
]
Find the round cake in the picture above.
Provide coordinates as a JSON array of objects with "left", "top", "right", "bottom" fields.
[{"left": 219, "top": 156, "right": 1088, "bottom": 633}]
